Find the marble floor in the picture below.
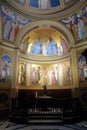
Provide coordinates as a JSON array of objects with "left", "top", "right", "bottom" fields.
[{"left": 0, "top": 120, "right": 87, "bottom": 130}]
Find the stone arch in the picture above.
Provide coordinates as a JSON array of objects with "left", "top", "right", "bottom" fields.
[{"left": 15, "top": 20, "right": 75, "bottom": 48}]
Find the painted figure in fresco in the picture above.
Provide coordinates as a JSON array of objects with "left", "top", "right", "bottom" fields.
[
  {"left": 0, "top": 56, "right": 11, "bottom": 82},
  {"left": 4, "top": 20, "right": 19, "bottom": 41},
  {"left": 78, "top": 55, "right": 87, "bottom": 81},
  {"left": 61, "top": 17, "right": 78, "bottom": 40},
  {"left": 48, "top": 66, "right": 57, "bottom": 86},
  {"left": 77, "top": 17, "right": 86, "bottom": 40},
  {"left": 20, "top": 41, "right": 27, "bottom": 53},
  {"left": 4, "top": 20, "right": 13, "bottom": 40},
  {"left": 48, "top": 66, "right": 57, "bottom": 85},
  {"left": 0, "top": 60, "right": 6, "bottom": 82},
  {"left": 61, "top": 10, "right": 87, "bottom": 41},
  {"left": 29, "top": 0, "right": 60, "bottom": 8},
  {"left": 4, "top": 62, "right": 11, "bottom": 79},
  {"left": 1, "top": 5, "right": 31, "bottom": 41},
  {"left": 30, "top": 37, "right": 42, "bottom": 55},
  {"left": 39, "top": 67, "right": 48, "bottom": 86},
  {"left": 46, "top": 37, "right": 57, "bottom": 55},
  {"left": 51, "top": 67, "right": 56, "bottom": 85},
  {"left": 54, "top": 66, "right": 58, "bottom": 84},
  {"left": 35, "top": 67, "right": 41, "bottom": 83},
  {"left": 20, "top": 37, "right": 30, "bottom": 53},
  {"left": 1, "top": 5, "right": 30, "bottom": 26},
  {"left": 20, "top": 65, "right": 26, "bottom": 85},
  {"left": 42, "top": 44, "right": 47, "bottom": 56},
  {"left": 60, "top": 36, "right": 68, "bottom": 54},
  {"left": 9, "top": 21, "right": 19, "bottom": 41},
  {"left": 42, "top": 67, "right": 47, "bottom": 85},
  {"left": 83, "top": 64, "right": 87, "bottom": 81},
  {"left": 57, "top": 46, "right": 63, "bottom": 56},
  {"left": 31, "top": 67, "right": 36, "bottom": 84},
  {"left": 66, "top": 66, "right": 71, "bottom": 83},
  {"left": 48, "top": 68, "right": 52, "bottom": 85},
  {"left": 63, "top": 63, "right": 71, "bottom": 84},
  {"left": 69, "top": 16, "right": 78, "bottom": 40},
  {"left": 38, "top": 0, "right": 51, "bottom": 9}
]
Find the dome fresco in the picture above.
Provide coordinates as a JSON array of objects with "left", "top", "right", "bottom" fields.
[
  {"left": 15, "top": 0, "right": 61, "bottom": 8},
  {"left": 3, "top": 0, "right": 82, "bottom": 16},
  {"left": 0, "top": 1, "right": 87, "bottom": 44},
  {"left": 13, "top": 0, "right": 79, "bottom": 9}
]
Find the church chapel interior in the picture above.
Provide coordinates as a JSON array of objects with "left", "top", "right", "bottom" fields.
[{"left": 0, "top": 0, "right": 87, "bottom": 125}]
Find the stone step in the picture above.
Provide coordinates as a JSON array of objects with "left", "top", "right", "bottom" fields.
[
  {"left": 28, "top": 119, "right": 63, "bottom": 125},
  {"left": 29, "top": 112, "right": 62, "bottom": 115},
  {"left": 29, "top": 115, "right": 62, "bottom": 120}
]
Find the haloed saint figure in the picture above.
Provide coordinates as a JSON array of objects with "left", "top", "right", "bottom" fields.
[
  {"left": 20, "top": 64, "right": 26, "bottom": 85},
  {"left": 0, "top": 56, "right": 12, "bottom": 82},
  {"left": 78, "top": 49, "right": 87, "bottom": 82}
]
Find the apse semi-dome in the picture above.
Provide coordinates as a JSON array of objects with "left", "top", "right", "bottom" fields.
[{"left": 20, "top": 28, "right": 69, "bottom": 57}]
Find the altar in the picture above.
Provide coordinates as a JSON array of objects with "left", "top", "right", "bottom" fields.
[{"left": 36, "top": 95, "right": 53, "bottom": 111}]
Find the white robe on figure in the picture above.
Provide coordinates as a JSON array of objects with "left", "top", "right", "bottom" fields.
[
  {"left": 83, "top": 65, "right": 87, "bottom": 78},
  {"left": 38, "top": 0, "right": 51, "bottom": 9},
  {"left": 42, "top": 45, "right": 47, "bottom": 56}
]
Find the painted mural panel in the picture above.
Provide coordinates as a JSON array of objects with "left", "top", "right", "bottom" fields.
[
  {"left": 29, "top": 0, "right": 60, "bottom": 9},
  {"left": 19, "top": 59, "right": 72, "bottom": 88},
  {"left": 62, "top": 60, "right": 72, "bottom": 85},
  {"left": 14, "top": 0, "right": 60, "bottom": 9},
  {"left": 0, "top": 4, "right": 32, "bottom": 42},
  {"left": 13, "top": 0, "right": 79, "bottom": 10},
  {"left": 19, "top": 63, "right": 26, "bottom": 85},
  {"left": 78, "top": 49, "right": 87, "bottom": 82},
  {"left": 31, "top": 64, "right": 58, "bottom": 87},
  {"left": 60, "top": 6, "right": 87, "bottom": 41},
  {"left": 20, "top": 36, "right": 69, "bottom": 56},
  {"left": 0, "top": 55, "right": 12, "bottom": 82}
]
